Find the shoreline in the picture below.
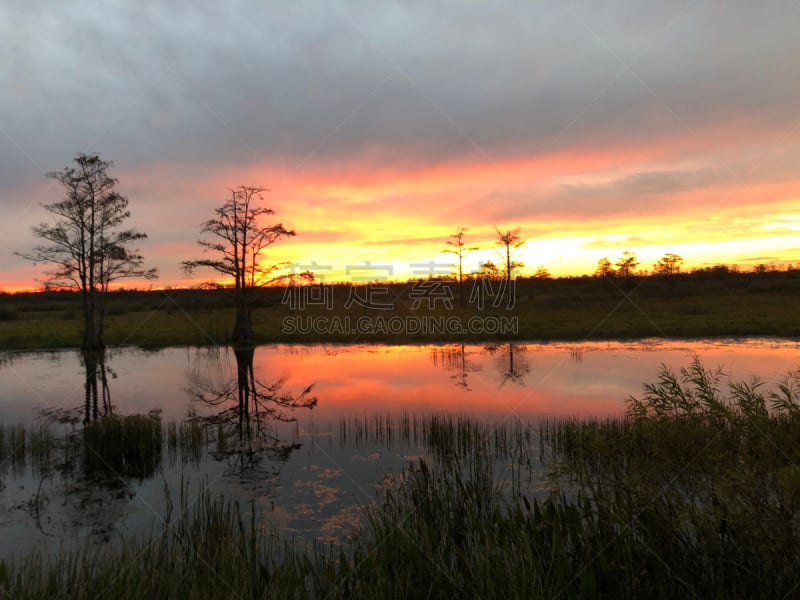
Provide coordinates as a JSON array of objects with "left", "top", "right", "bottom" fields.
[{"left": 1, "top": 333, "right": 797, "bottom": 355}]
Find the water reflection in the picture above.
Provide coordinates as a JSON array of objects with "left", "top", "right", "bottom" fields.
[
  {"left": 82, "top": 349, "right": 114, "bottom": 424},
  {"left": 16, "top": 350, "right": 167, "bottom": 547},
  {"left": 430, "top": 343, "right": 482, "bottom": 391},
  {"left": 5, "top": 339, "right": 796, "bottom": 423},
  {"left": 485, "top": 343, "right": 530, "bottom": 387},
  {"left": 187, "top": 347, "right": 317, "bottom": 475},
  {"left": 1, "top": 339, "right": 800, "bottom": 560},
  {"left": 39, "top": 350, "right": 160, "bottom": 481}
]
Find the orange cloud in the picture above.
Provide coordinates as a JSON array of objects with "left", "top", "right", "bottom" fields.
[{"left": 6, "top": 108, "right": 800, "bottom": 292}]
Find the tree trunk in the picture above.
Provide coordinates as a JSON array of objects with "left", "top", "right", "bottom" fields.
[
  {"left": 80, "top": 285, "right": 104, "bottom": 351},
  {"left": 97, "top": 285, "right": 107, "bottom": 348},
  {"left": 458, "top": 254, "right": 465, "bottom": 307},
  {"left": 82, "top": 299, "right": 98, "bottom": 350},
  {"left": 505, "top": 244, "right": 512, "bottom": 305},
  {"left": 232, "top": 297, "right": 254, "bottom": 342}
]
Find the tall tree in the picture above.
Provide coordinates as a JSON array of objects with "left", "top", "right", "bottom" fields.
[
  {"left": 17, "top": 153, "right": 156, "bottom": 350},
  {"left": 615, "top": 250, "right": 639, "bottom": 278},
  {"left": 443, "top": 227, "right": 478, "bottom": 306},
  {"left": 653, "top": 253, "right": 684, "bottom": 275},
  {"left": 594, "top": 257, "right": 615, "bottom": 278},
  {"left": 494, "top": 226, "right": 525, "bottom": 292},
  {"left": 183, "top": 186, "right": 296, "bottom": 343}
]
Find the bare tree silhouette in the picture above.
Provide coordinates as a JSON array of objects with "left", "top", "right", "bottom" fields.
[
  {"left": 17, "top": 153, "right": 157, "bottom": 349},
  {"left": 183, "top": 186, "right": 303, "bottom": 343},
  {"left": 494, "top": 227, "right": 524, "bottom": 303},
  {"left": 444, "top": 227, "right": 478, "bottom": 307}
]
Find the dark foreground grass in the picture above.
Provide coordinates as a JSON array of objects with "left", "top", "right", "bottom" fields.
[{"left": 2, "top": 362, "right": 800, "bottom": 598}]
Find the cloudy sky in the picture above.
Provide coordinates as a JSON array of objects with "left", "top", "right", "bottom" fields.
[{"left": 2, "top": 1, "right": 799, "bottom": 289}]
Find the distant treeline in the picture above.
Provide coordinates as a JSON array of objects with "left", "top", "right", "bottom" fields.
[{"left": 1, "top": 265, "right": 799, "bottom": 320}]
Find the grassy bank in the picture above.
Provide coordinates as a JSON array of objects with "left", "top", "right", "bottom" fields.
[
  {"left": 2, "top": 362, "right": 800, "bottom": 598},
  {"left": 1, "top": 268, "right": 800, "bottom": 349}
]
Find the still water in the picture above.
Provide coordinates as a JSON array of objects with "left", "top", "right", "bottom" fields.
[{"left": 0, "top": 339, "right": 798, "bottom": 561}]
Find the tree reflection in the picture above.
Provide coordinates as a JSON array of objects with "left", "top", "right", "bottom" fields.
[
  {"left": 29, "top": 350, "right": 161, "bottom": 544},
  {"left": 82, "top": 349, "right": 114, "bottom": 424},
  {"left": 430, "top": 343, "right": 482, "bottom": 391},
  {"left": 484, "top": 343, "right": 530, "bottom": 386},
  {"left": 188, "top": 347, "right": 317, "bottom": 474},
  {"left": 36, "top": 350, "right": 164, "bottom": 484}
]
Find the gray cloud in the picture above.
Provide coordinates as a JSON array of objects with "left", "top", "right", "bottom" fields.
[
  {"left": 4, "top": 1, "right": 799, "bottom": 176},
  {"left": 562, "top": 168, "right": 720, "bottom": 199}
]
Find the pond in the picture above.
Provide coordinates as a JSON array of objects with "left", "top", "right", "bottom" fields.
[{"left": 0, "top": 338, "right": 798, "bottom": 562}]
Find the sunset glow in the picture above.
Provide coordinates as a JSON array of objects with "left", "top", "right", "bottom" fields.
[{"left": 2, "top": 3, "right": 799, "bottom": 290}]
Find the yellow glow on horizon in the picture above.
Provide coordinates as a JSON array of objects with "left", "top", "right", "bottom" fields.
[{"left": 6, "top": 145, "right": 800, "bottom": 292}]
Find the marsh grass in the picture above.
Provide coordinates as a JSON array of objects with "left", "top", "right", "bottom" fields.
[
  {"left": 0, "top": 423, "right": 62, "bottom": 476},
  {"left": 343, "top": 363, "right": 800, "bottom": 597},
  {"left": 0, "top": 489, "right": 314, "bottom": 600},
  {"left": 166, "top": 419, "right": 206, "bottom": 466},
  {"left": 338, "top": 412, "right": 529, "bottom": 460},
  {"left": 543, "top": 360, "right": 800, "bottom": 597},
  {"left": 3, "top": 361, "right": 800, "bottom": 597},
  {"left": 0, "top": 415, "right": 165, "bottom": 484},
  {"left": 3, "top": 270, "right": 800, "bottom": 350},
  {"left": 82, "top": 414, "right": 163, "bottom": 481}
]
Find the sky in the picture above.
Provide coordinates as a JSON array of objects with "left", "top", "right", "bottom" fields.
[{"left": 2, "top": 1, "right": 799, "bottom": 290}]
